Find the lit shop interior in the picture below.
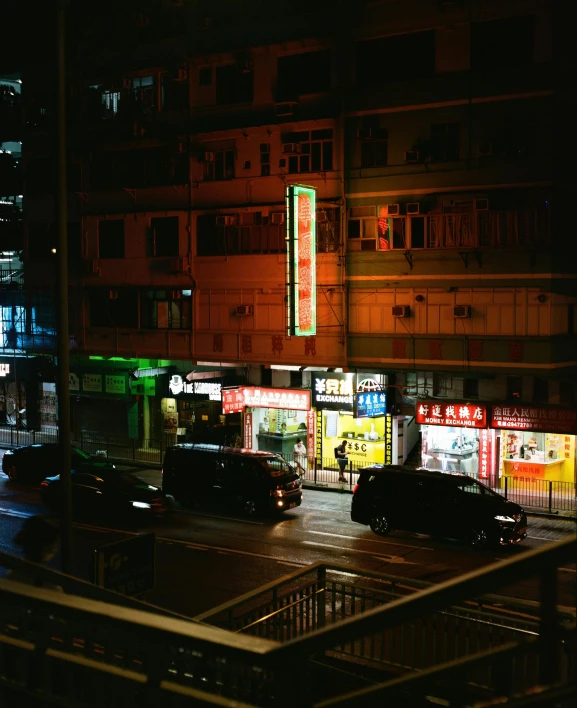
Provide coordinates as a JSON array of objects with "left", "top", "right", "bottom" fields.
[
  {"left": 252, "top": 407, "right": 309, "bottom": 458},
  {"left": 321, "top": 410, "right": 386, "bottom": 465},
  {"left": 421, "top": 425, "right": 480, "bottom": 474},
  {"left": 500, "top": 430, "right": 575, "bottom": 482}
]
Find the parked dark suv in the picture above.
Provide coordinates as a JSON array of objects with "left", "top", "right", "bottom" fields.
[
  {"left": 351, "top": 465, "right": 527, "bottom": 548},
  {"left": 162, "top": 444, "right": 302, "bottom": 516},
  {"left": 2, "top": 444, "right": 115, "bottom": 485}
]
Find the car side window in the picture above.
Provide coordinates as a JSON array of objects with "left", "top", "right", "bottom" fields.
[{"left": 73, "top": 473, "right": 104, "bottom": 489}]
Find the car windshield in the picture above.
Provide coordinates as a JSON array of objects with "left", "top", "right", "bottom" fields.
[
  {"left": 263, "top": 457, "right": 293, "bottom": 477},
  {"left": 455, "top": 478, "right": 500, "bottom": 498},
  {"left": 71, "top": 447, "right": 93, "bottom": 461}
]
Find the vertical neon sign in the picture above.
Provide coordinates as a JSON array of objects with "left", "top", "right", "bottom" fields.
[{"left": 286, "top": 184, "right": 316, "bottom": 336}]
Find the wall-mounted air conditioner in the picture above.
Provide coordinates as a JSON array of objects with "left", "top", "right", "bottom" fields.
[
  {"left": 216, "top": 215, "right": 238, "bottom": 226},
  {"left": 474, "top": 198, "right": 489, "bottom": 211},
  {"left": 383, "top": 204, "right": 400, "bottom": 217},
  {"left": 404, "top": 149, "right": 420, "bottom": 163},
  {"left": 282, "top": 143, "right": 301, "bottom": 154},
  {"left": 235, "top": 305, "right": 254, "bottom": 316},
  {"left": 275, "top": 102, "right": 296, "bottom": 117},
  {"left": 392, "top": 305, "right": 410, "bottom": 318},
  {"left": 271, "top": 212, "right": 285, "bottom": 224},
  {"left": 453, "top": 305, "right": 471, "bottom": 318},
  {"left": 406, "top": 202, "right": 420, "bottom": 215}
]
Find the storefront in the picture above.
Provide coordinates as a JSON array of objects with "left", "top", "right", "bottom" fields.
[
  {"left": 0, "top": 355, "right": 51, "bottom": 430},
  {"left": 416, "top": 401, "right": 492, "bottom": 476},
  {"left": 491, "top": 405, "right": 576, "bottom": 484},
  {"left": 312, "top": 372, "right": 396, "bottom": 466},
  {"left": 222, "top": 386, "right": 313, "bottom": 459}
]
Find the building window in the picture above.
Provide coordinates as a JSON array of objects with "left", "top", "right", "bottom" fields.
[
  {"left": 277, "top": 50, "right": 331, "bottom": 99},
  {"left": 89, "top": 289, "right": 138, "bottom": 328},
  {"left": 215, "top": 64, "right": 253, "bottom": 105},
  {"left": 463, "top": 379, "right": 479, "bottom": 399},
  {"left": 430, "top": 123, "right": 460, "bottom": 162},
  {"left": 260, "top": 143, "right": 270, "bottom": 177},
  {"left": 533, "top": 378, "right": 548, "bottom": 404},
  {"left": 198, "top": 66, "right": 212, "bottom": 85},
  {"left": 506, "top": 376, "right": 523, "bottom": 401},
  {"left": 140, "top": 289, "right": 192, "bottom": 330},
  {"left": 347, "top": 207, "right": 377, "bottom": 251},
  {"left": 130, "top": 75, "right": 157, "bottom": 113},
  {"left": 98, "top": 219, "right": 125, "bottom": 259},
  {"left": 316, "top": 207, "right": 340, "bottom": 253},
  {"left": 101, "top": 90, "right": 120, "bottom": 118},
  {"left": 196, "top": 213, "right": 284, "bottom": 257},
  {"left": 203, "top": 141, "right": 236, "bottom": 181},
  {"left": 283, "top": 129, "right": 333, "bottom": 174},
  {"left": 356, "top": 30, "right": 435, "bottom": 86},
  {"left": 433, "top": 374, "right": 448, "bottom": 397},
  {"left": 147, "top": 216, "right": 179, "bottom": 257},
  {"left": 471, "top": 16, "right": 534, "bottom": 72}
]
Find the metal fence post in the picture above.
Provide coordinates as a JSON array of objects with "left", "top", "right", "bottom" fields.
[
  {"left": 317, "top": 565, "right": 326, "bottom": 629},
  {"left": 314, "top": 457, "right": 317, "bottom": 484},
  {"left": 504, "top": 475, "right": 508, "bottom": 501},
  {"left": 548, "top": 480, "right": 553, "bottom": 514}
]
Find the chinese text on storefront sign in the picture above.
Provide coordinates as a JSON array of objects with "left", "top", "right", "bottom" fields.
[
  {"left": 286, "top": 184, "right": 316, "bottom": 336},
  {"left": 478, "top": 429, "right": 493, "bottom": 479},
  {"left": 355, "top": 392, "right": 386, "bottom": 418},
  {"left": 415, "top": 401, "right": 487, "bottom": 428},
  {"left": 222, "top": 387, "right": 311, "bottom": 414},
  {"left": 312, "top": 373, "right": 354, "bottom": 411},
  {"left": 384, "top": 415, "right": 393, "bottom": 464},
  {"left": 244, "top": 411, "right": 253, "bottom": 450},
  {"left": 490, "top": 406, "right": 577, "bottom": 435}
]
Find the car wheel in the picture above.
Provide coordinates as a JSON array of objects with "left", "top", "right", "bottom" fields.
[
  {"left": 470, "top": 527, "right": 494, "bottom": 549},
  {"left": 5, "top": 466, "right": 16, "bottom": 481},
  {"left": 242, "top": 499, "right": 258, "bottom": 517},
  {"left": 370, "top": 512, "right": 391, "bottom": 536}
]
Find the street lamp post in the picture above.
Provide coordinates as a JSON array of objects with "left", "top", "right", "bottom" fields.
[{"left": 56, "top": 0, "right": 73, "bottom": 574}]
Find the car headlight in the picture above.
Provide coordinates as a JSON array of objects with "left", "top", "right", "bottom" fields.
[
  {"left": 132, "top": 501, "right": 151, "bottom": 509},
  {"left": 494, "top": 515, "right": 515, "bottom": 523},
  {"left": 272, "top": 489, "right": 285, "bottom": 497}
]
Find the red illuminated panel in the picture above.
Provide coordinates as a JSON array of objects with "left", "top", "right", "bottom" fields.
[
  {"left": 286, "top": 185, "right": 316, "bottom": 336},
  {"left": 415, "top": 401, "right": 487, "bottom": 429},
  {"left": 223, "top": 387, "right": 311, "bottom": 414},
  {"left": 490, "top": 405, "right": 577, "bottom": 435},
  {"left": 478, "top": 428, "right": 494, "bottom": 479}
]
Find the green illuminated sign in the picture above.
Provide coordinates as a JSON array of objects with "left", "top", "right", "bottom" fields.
[{"left": 286, "top": 184, "right": 316, "bottom": 336}]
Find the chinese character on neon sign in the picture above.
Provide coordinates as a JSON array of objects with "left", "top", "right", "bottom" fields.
[{"left": 286, "top": 184, "right": 316, "bottom": 336}]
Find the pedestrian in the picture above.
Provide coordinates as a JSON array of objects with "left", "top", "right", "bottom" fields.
[
  {"left": 7, "top": 515, "right": 62, "bottom": 590},
  {"left": 335, "top": 440, "right": 349, "bottom": 482},
  {"left": 293, "top": 438, "right": 307, "bottom": 477}
]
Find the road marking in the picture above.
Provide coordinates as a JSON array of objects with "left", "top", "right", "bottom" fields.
[
  {"left": 0, "top": 506, "right": 33, "bottom": 519},
  {"left": 301, "top": 540, "right": 420, "bottom": 565},
  {"left": 175, "top": 510, "right": 264, "bottom": 525},
  {"left": 307, "top": 530, "right": 433, "bottom": 551}
]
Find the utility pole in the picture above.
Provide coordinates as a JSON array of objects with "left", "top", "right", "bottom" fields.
[{"left": 56, "top": 0, "right": 73, "bottom": 574}]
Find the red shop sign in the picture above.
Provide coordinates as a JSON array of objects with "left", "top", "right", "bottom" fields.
[
  {"left": 478, "top": 428, "right": 494, "bottom": 479},
  {"left": 490, "top": 405, "right": 577, "bottom": 435},
  {"left": 223, "top": 387, "right": 311, "bottom": 414},
  {"left": 416, "top": 401, "right": 487, "bottom": 428},
  {"left": 244, "top": 411, "right": 253, "bottom": 450}
]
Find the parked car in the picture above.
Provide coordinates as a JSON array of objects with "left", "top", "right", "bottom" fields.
[
  {"left": 162, "top": 443, "right": 302, "bottom": 516},
  {"left": 351, "top": 465, "right": 527, "bottom": 548},
  {"left": 2, "top": 444, "right": 116, "bottom": 485},
  {"left": 40, "top": 468, "right": 169, "bottom": 517}
]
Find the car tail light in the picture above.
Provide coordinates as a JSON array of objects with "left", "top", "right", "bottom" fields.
[
  {"left": 40, "top": 481, "right": 49, "bottom": 488},
  {"left": 352, "top": 483, "right": 359, "bottom": 494}
]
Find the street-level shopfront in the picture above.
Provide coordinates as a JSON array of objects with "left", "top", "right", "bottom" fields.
[
  {"left": 0, "top": 355, "right": 52, "bottom": 430},
  {"left": 416, "top": 401, "right": 576, "bottom": 484},
  {"left": 311, "top": 372, "right": 398, "bottom": 467},
  {"left": 223, "top": 386, "right": 313, "bottom": 459}
]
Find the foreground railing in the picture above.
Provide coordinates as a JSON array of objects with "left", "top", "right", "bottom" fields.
[{"left": 0, "top": 537, "right": 575, "bottom": 707}]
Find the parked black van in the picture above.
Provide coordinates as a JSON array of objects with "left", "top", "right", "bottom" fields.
[
  {"left": 162, "top": 444, "right": 302, "bottom": 516},
  {"left": 351, "top": 465, "right": 527, "bottom": 548}
]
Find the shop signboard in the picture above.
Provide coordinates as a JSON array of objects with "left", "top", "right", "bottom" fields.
[
  {"left": 163, "top": 411, "right": 178, "bottom": 433},
  {"left": 315, "top": 410, "right": 323, "bottom": 462},
  {"left": 478, "top": 428, "right": 494, "bottom": 479},
  {"left": 312, "top": 373, "right": 355, "bottom": 411},
  {"left": 416, "top": 401, "right": 487, "bottom": 428},
  {"left": 69, "top": 373, "right": 80, "bottom": 391},
  {"left": 223, "top": 387, "right": 310, "bottom": 414},
  {"left": 168, "top": 375, "right": 222, "bottom": 401},
  {"left": 384, "top": 414, "right": 393, "bottom": 464},
  {"left": 490, "top": 405, "right": 577, "bottom": 435},
  {"left": 105, "top": 374, "right": 127, "bottom": 395},
  {"left": 82, "top": 373, "right": 103, "bottom": 393},
  {"left": 355, "top": 392, "right": 386, "bottom": 418},
  {"left": 306, "top": 409, "right": 315, "bottom": 462},
  {"left": 286, "top": 184, "right": 316, "bottom": 337},
  {"left": 244, "top": 410, "right": 253, "bottom": 449}
]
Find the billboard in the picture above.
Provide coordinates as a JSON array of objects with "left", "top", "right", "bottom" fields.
[{"left": 286, "top": 184, "right": 316, "bottom": 336}]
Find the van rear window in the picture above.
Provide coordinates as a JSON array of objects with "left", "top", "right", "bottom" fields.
[{"left": 263, "top": 457, "right": 293, "bottom": 477}]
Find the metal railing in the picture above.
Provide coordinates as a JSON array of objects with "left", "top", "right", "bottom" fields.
[{"left": 0, "top": 536, "right": 575, "bottom": 707}]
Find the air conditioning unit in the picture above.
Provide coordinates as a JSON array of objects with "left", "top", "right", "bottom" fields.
[
  {"left": 202, "top": 151, "right": 215, "bottom": 162},
  {"left": 475, "top": 198, "right": 489, "bottom": 211},
  {"left": 235, "top": 304, "right": 254, "bottom": 316},
  {"left": 356, "top": 128, "right": 373, "bottom": 140},
  {"left": 282, "top": 143, "right": 301, "bottom": 154},
  {"left": 239, "top": 60, "right": 253, "bottom": 73},
  {"left": 453, "top": 305, "right": 471, "bottom": 318},
  {"left": 383, "top": 204, "right": 400, "bottom": 217},
  {"left": 478, "top": 140, "right": 493, "bottom": 157},
  {"left": 275, "top": 102, "right": 296, "bottom": 117},
  {"left": 392, "top": 305, "right": 410, "bottom": 318},
  {"left": 404, "top": 149, "right": 420, "bottom": 163},
  {"left": 271, "top": 212, "right": 285, "bottom": 225},
  {"left": 175, "top": 68, "right": 188, "bottom": 82},
  {"left": 109, "top": 289, "right": 119, "bottom": 300},
  {"left": 406, "top": 202, "right": 420, "bottom": 215},
  {"left": 216, "top": 215, "right": 238, "bottom": 226}
]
